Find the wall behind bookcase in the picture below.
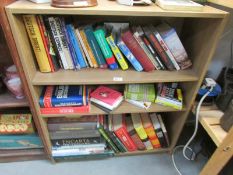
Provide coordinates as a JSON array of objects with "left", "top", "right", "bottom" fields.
[{"left": 207, "top": 4, "right": 233, "bottom": 79}]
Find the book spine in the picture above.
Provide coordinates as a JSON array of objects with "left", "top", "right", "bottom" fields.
[
  {"left": 84, "top": 26, "right": 107, "bottom": 68},
  {"left": 79, "top": 29, "right": 99, "bottom": 68},
  {"left": 141, "top": 35, "right": 166, "bottom": 70},
  {"left": 48, "top": 122, "right": 97, "bottom": 132},
  {"left": 143, "top": 26, "right": 175, "bottom": 70},
  {"left": 98, "top": 126, "right": 120, "bottom": 153},
  {"left": 133, "top": 30, "right": 160, "bottom": 70},
  {"left": 40, "top": 105, "right": 89, "bottom": 114},
  {"left": 121, "top": 30, "right": 155, "bottom": 72},
  {"left": 51, "top": 137, "right": 103, "bottom": 147},
  {"left": 106, "top": 35, "right": 129, "bottom": 70},
  {"left": 64, "top": 24, "right": 80, "bottom": 69},
  {"left": 94, "top": 29, "right": 118, "bottom": 70},
  {"left": 153, "top": 29, "right": 180, "bottom": 70},
  {"left": 22, "top": 15, "right": 51, "bottom": 72},
  {"left": 36, "top": 15, "right": 55, "bottom": 72},
  {"left": 144, "top": 126, "right": 161, "bottom": 148},
  {"left": 67, "top": 24, "right": 87, "bottom": 68},
  {"left": 128, "top": 130, "right": 146, "bottom": 150},
  {"left": 106, "top": 131, "right": 127, "bottom": 152},
  {"left": 47, "top": 17, "right": 69, "bottom": 69},
  {"left": 157, "top": 114, "right": 169, "bottom": 146},
  {"left": 50, "top": 130, "right": 100, "bottom": 140},
  {"left": 117, "top": 40, "right": 143, "bottom": 72},
  {"left": 40, "top": 85, "right": 54, "bottom": 108},
  {"left": 134, "top": 125, "right": 153, "bottom": 150},
  {"left": 114, "top": 128, "right": 137, "bottom": 152},
  {"left": 55, "top": 17, "right": 74, "bottom": 69}
]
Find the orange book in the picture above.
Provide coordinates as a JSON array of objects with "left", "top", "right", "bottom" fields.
[{"left": 140, "top": 113, "right": 161, "bottom": 148}]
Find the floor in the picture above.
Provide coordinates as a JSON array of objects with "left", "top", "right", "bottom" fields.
[{"left": 0, "top": 148, "right": 208, "bottom": 175}]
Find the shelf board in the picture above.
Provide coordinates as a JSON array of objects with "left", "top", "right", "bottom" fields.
[
  {"left": 116, "top": 148, "right": 169, "bottom": 157},
  {"left": 0, "top": 91, "right": 29, "bottom": 109},
  {"left": 32, "top": 69, "right": 198, "bottom": 85},
  {"left": 0, "top": 148, "right": 45, "bottom": 162},
  {"left": 208, "top": 0, "right": 233, "bottom": 9},
  {"left": 40, "top": 101, "right": 186, "bottom": 117},
  {"left": 6, "top": 0, "right": 228, "bottom": 18},
  {"left": 199, "top": 110, "right": 227, "bottom": 147}
]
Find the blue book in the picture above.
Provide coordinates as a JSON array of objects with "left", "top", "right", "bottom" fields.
[
  {"left": 117, "top": 40, "right": 143, "bottom": 72},
  {"left": 39, "top": 85, "right": 88, "bottom": 108},
  {"left": 66, "top": 24, "right": 87, "bottom": 68},
  {"left": 0, "top": 134, "right": 43, "bottom": 149}
]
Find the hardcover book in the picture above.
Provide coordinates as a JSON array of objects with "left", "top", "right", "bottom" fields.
[
  {"left": 40, "top": 105, "right": 89, "bottom": 114},
  {"left": 0, "top": 114, "right": 34, "bottom": 134},
  {"left": 156, "top": 23, "right": 192, "bottom": 70},
  {"left": 121, "top": 30, "right": 155, "bottom": 72},
  {"left": 124, "top": 84, "right": 155, "bottom": 102},
  {"left": 90, "top": 86, "right": 123, "bottom": 111},
  {"left": 23, "top": 15, "right": 51, "bottom": 72},
  {"left": 39, "top": 85, "right": 88, "bottom": 108},
  {"left": 157, "top": 114, "right": 170, "bottom": 146},
  {"left": 112, "top": 114, "right": 137, "bottom": 152}
]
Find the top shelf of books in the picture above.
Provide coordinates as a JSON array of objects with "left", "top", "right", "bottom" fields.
[{"left": 6, "top": 0, "right": 228, "bottom": 18}]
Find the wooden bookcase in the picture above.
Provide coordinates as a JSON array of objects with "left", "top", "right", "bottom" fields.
[
  {"left": 0, "top": 0, "right": 46, "bottom": 162},
  {"left": 5, "top": 0, "right": 229, "bottom": 162}
]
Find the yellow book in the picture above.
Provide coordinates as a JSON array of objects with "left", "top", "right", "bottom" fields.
[
  {"left": 106, "top": 35, "right": 128, "bottom": 70},
  {"left": 23, "top": 15, "right": 51, "bottom": 72},
  {"left": 131, "top": 113, "right": 148, "bottom": 140},
  {"left": 79, "top": 29, "right": 98, "bottom": 68}
]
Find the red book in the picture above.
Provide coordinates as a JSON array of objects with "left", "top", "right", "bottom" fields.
[
  {"left": 121, "top": 30, "right": 155, "bottom": 72},
  {"left": 40, "top": 105, "right": 89, "bottom": 114},
  {"left": 90, "top": 86, "right": 123, "bottom": 108},
  {"left": 36, "top": 15, "right": 55, "bottom": 72},
  {"left": 112, "top": 114, "right": 137, "bottom": 152}
]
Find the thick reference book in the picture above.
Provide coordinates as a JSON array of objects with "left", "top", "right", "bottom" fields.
[
  {"left": 90, "top": 86, "right": 123, "bottom": 111},
  {"left": 150, "top": 113, "right": 168, "bottom": 147},
  {"left": 124, "top": 84, "right": 155, "bottom": 102},
  {"left": 121, "top": 30, "right": 155, "bottom": 72},
  {"left": 83, "top": 26, "right": 107, "bottom": 68},
  {"left": 142, "top": 26, "right": 175, "bottom": 70},
  {"left": 156, "top": 23, "right": 192, "bottom": 70},
  {"left": 23, "top": 15, "right": 51, "bottom": 72},
  {"left": 140, "top": 113, "right": 161, "bottom": 148},
  {"left": 40, "top": 105, "right": 89, "bottom": 114},
  {"left": 112, "top": 114, "right": 137, "bottom": 152},
  {"left": 125, "top": 115, "right": 146, "bottom": 150},
  {"left": 39, "top": 85, "right": 88, "bottom": 107},
  {"left": 131, "top": 113, "right": 153, "bottom": 150}
]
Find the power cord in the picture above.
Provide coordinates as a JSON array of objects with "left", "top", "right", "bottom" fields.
[{"left": 172, "top": 81, "right": 215, "bottom": 175}]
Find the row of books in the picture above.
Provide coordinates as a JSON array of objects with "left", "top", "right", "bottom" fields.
[
  {"left": 48, "top": 113, "right": 169, "bottom": 158},
  {"left": 23, "top": 15, "right": 192, "bottom": 73},
  {"left": 39, "top": 83, "right": 183, "bottom": 114},
  {"left": 0, "top": 112, "right": 43, "bottom": 149}
]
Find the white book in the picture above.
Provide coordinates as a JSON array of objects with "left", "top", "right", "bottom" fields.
[
  {"left": 156, "top": 0, "right": 203, "bottom": 11},
  {"left": 125, "top": 99, "right": 151, "bottom": 109}
]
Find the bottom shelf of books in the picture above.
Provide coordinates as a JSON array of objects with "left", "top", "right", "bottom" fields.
[
  {"left": 47, "top": 113, "right": 171, "bottom": 160},
  {"left": 0, "top": 109, "right": 45, "bottom": 162}
]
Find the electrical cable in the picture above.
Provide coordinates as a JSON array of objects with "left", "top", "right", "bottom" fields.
[{"left": 172, "top": 86, "right": 215, "bottom": 175}]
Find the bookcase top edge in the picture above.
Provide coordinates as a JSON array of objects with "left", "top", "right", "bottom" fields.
[{"left": 6, "top": 0, "right": 228, "bottom": 19}]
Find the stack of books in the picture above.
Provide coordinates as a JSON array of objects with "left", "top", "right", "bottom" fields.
[
  {"left": 155, "top": 83, "right": 183, "bottom": 110},
  {"left": 0, "top": 112, "right": 43, "bottom": 149},
  {"left": 48, "top": 113, "right": 169, "bottom": 159},
  {"left": 90, "top": 86, "right": 123, "bottom": 113},
  {"left": 124, "top": 84, "right": 155, "bottom": 109},
  {"left": 39, "top": 85, "right": 90, "bottom": 114},
  {"left": 48, "top": 116, "right": 114, "bottom": 159},
  {"left": 23, "top": 15, "right": 192, "bottom": 73}
]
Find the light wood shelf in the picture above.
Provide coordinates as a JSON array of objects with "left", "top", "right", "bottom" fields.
[
  {"left": 0, "top": 91, "right": 28, "bottom": 109},
  {"left": 199, "top": 110, "right": 227, "bottom": 147},
  {"left": 6, "top": 0, "right": 228, "bottom": 18},
  {"left": 208, "top": 0, "right": 233, "bottom": 9},
  {"left": 32, "top": 69, "right": 198, "bottom": 85},
  {"left": 116, "top": 148, "right": 169, "bottom": 156},
  {"left": 40, "top": 101, "right": 186, "bottom": 118},
  {"left": 0, "top": 148, "right": 45, "bottom": 162}
]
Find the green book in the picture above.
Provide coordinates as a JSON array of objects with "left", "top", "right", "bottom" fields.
[{"left": 124, "top": 84, "right": 156, "bottom": 102}]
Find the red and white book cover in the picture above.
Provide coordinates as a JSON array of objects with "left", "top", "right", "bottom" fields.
[
  {"left": 40, "top": 105, "right": 89, "bottom": 114},
  {"left": 90, "top": 86, "right": 123, "bottom": 106},
  {"left": 112, "top": 114, "right": 137, "bottom": 152}
]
